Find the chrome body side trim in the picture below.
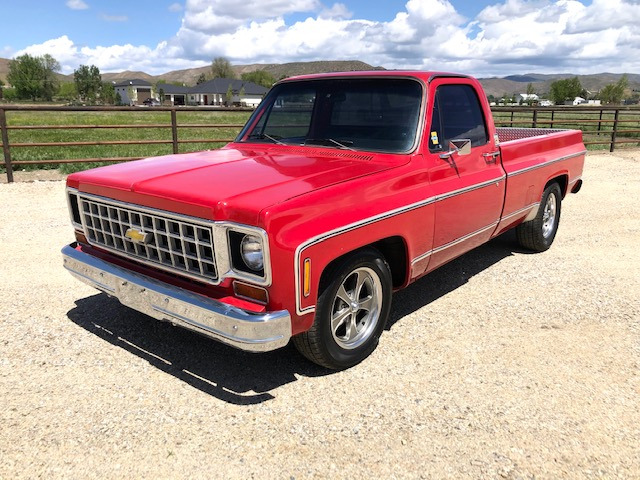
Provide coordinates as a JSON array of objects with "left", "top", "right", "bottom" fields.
[
  {"left": 507, "top": 150, "right": 586, "bottom": 177},
  {"left": 293, "top": 174, "right": 506, "bottom": 315},
  {"left": 410, "top": 220, "right": 499, "bottom": 266},
  {"left": 437, "top": 175, "right": 505, "bottom": 201},
  {"left": 500, "top": 203, "right": 539, "bottom": 223},
  {"left": 62, "top": 245, "right": 291, "bottom": 352},
  {"left": 294, "top": 195, "right": 438, "bottom": 315}
]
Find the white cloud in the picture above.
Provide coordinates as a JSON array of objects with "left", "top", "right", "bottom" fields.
[
  {"left": 180, "top": 0, "right": 321, "bottom": 33},
  {"left": 564, "top": 0, "right": 640, "bottom": 33},
  {"left": 101, "top": 13, "right": 129, "bottom": 22},
  {"left": 12, "top": 0, "right": 640, "bottom": 77},
  {"left": 319, "top": 3, "right": 353, "bottom": 19},
  {"left": 13, "top": 36, "right": 205, "bottom": 75},
  {"left": 168, "top": 3, "right": 183, "bottom": 12},
  {"left": 66, "top": 0, "right": 89, "bottom": 10}
]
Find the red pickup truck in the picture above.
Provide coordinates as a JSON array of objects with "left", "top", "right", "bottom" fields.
[{"left": 62, "top": 71, "right": 585, "bottom": 369}]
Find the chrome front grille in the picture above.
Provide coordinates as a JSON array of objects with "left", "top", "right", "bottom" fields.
[{"left": 78, "top": 194, "right": 217, "bottom": 283}]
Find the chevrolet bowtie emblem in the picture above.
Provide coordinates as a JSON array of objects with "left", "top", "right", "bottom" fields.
[{"left": 125, "top": 228, "right": 153, "bottom": 245}]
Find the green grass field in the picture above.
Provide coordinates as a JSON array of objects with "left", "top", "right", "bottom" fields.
[
  {"left": 2, "top": 110, "right": 252, "bottom": 173},
  {"left": 492, "top": 108, "right": 640, "bottom": 150},
  {"left": 1, "top": 107, "right": 639, "bottom": 178}
]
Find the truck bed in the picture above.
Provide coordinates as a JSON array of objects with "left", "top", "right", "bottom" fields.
[
  {"left": 495, "top": 126, "right": 585, "bottom": 237},
  {"left": 496, "top": 127, "right": 571, "bottom": 144}
]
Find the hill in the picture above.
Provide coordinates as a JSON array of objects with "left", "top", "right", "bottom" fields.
[
  {"left": 478, "top": 72, "right": 640, "bottom": 98},
  {"left": 1, "top": 56, "right": 638, "bottom": 98},
  {"left": 0, "top": 58, "right": 11, "bottom": 83},
  {"left": 157, "top": 60, "right": 383, "bottom": 85},
  {"left": 101, "top": 70, "right": 155, "bottom": 83}
]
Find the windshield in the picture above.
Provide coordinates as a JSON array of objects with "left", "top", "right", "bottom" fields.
[{"left": 236, "top": 78, "right": 423, "bottom": 154}]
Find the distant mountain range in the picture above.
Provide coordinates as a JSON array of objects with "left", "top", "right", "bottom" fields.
[
  {"left": 479, "top": 72, "right": 640, "bottom": 98},
  {"left": 1, "top": 57, "right": 638, "bottom": 98},
  {"left": 96, "top": 60, "right": 384, "bottom": 86}
]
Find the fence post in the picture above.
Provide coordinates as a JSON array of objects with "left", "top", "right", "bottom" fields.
[
  {"left": 610, "top": 109, "right": 619, "bottom": 153},
  {"left": 170, "top": 109, "right": 179, "bottom": 154},
  {"left": 550, "top": 109, "right": 555, "bottom": 127},
  {"left": 597, "top": 109, "right": 604, "bottom": 136},
  {"left": 532, "top": 109, "right": 538, "bottom": 128},
  {"left": 0, "top": 108, "right": 14, "bottom": 183},
  {"left": 510, "top": 110, "right": 514, "bottom": 126}
]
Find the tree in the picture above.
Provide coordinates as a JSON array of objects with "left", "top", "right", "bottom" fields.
[
  {"left": 7, "top": 54, "right": 46, "bottom": 100},
  {"left": 126, "top": 86, "right": 135, "bottom": 105},
  {"left": 549, "top": 77, "right": 583, "bottom": 105},
  {"left": 526, "top": 83, "right": 536, "bottom": 95},
  {"left": 41, "top": 54, "right": 60, "bottom": 101},
  {"left": 241, "top": 70, "right": 276, "bottom": 89},
  {"left": 211, "top": 57, "right": 235, "bottom": 79},
  {"left": 196, "top": 73, "right": 207, "bottom": 84},
  {"left": 57, "top": 82, "right": 78, "bottom": 102},
  {"left": 0, "top": 79, "right": 4, "bottom": 100},
  {"left": 101, "top": 82, "right": 116, "bottom": 105},
  {"left": 599, "top": 75, "right": 629, "bottom": 104},
  {"left": 7, "top": 53, "right": 60, "bottom": 101},
  {"left": 74, "top": 64, "right": 102, "bottom": 103},
  {"left": 3, "top": 87, "right": 17, "bottom": 102},
  {"left": 225, "top": 84, "right": 233, "bottom": 106}
]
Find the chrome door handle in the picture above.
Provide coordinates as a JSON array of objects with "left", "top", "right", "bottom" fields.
[{"left": 482, "top": 151, "right": 500, "bottom": 163}]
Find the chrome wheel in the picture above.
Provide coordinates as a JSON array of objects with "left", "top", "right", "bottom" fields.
[
  {"left": 330, "top": 267, "right": 382, "bottom": 350},
  {"left": 542, "top": 193, "right": 557, "bottom": 239}
]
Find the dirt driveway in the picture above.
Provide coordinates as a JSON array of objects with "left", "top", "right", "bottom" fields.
[{"left": 1, "top": 151, "right": 638, "bottom": 479}]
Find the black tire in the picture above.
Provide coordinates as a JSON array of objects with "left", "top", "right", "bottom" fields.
[
  {"left": 516, "top": 182, "right": 562, "bottom": 252},
  {"left": 293, "top": 248, "right": 392, "bottom": 370}
]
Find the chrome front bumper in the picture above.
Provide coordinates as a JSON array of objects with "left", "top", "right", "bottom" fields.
[{"left": 62, "top": 245, "right": 292, "bottom": 352}]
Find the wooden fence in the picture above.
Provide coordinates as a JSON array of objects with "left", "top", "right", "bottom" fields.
[
  {"left": 1, "top": 104, "right": 640, "bottom": 183},
  {"left": 491, "top": 105, "right": 640, "bottom": 151},
  {"left": 0, "top": 105, "right": 253, "bottom": 183}
]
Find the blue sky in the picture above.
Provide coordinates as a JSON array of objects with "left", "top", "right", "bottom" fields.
[{"left": 1, "top": 0, "right": 636, "bottom": 77}]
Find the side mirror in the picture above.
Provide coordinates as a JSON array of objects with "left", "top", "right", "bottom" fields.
[{"left": 439, "top": 138, "right": 471, "bottom": 159}]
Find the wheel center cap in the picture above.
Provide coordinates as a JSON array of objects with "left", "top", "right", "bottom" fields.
[{"left": 350, "top": 302, "right": 359, "bottom": 313}]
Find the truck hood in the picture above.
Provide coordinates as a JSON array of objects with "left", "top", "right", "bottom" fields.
[{"left": 69, "top": 146, "right": 399, "bottom": 224}]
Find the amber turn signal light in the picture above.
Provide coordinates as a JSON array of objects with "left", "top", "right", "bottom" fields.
[
  {"left": 233, "top": 281, "right": 268, "bottom": 304},
  {"left": 303, "top": 258, "right": 311, "bottom": 297}
]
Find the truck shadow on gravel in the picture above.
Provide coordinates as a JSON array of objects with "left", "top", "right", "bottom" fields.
[
  {"left": 67, "top": 230, "right": 526, "bottom": 405},
  {"left": 386, "top": 229, "right": 528, "bottom": 329}
]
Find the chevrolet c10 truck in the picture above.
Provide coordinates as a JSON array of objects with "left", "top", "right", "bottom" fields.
[{"left": 63, "top": 71, "right": 585, "bottom": 369}]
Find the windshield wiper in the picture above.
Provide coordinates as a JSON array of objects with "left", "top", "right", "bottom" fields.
[
  {"left": 304, "top": 138, "right": 355, "bottom": 151},
  {"left": 247, "top": 133, "right": 286, "bottom": 145}
]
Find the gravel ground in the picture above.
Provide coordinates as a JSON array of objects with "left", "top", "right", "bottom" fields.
[{"left": 1, "top": 151, "right": 639, "bottom": 479}]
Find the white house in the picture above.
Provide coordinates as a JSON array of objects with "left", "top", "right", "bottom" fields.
[
  {"left": 114, "top": 79, "right": 153, "bottom": 105},
  {"left": 188, "top": 78, "right": 268, "bottom": 107},
  {"left": 157, "top": 78, "right": 268, "bottom": 107},
  {"left": 516, "top": 93, "right": 539, "bottom": 104}
]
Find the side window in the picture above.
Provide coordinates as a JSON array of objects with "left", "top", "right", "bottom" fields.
[
  {"left": 428, "top": 96, "right": 443, "bottom": 152},
  {"left": 433, "top": 84, "right": 488, "bottom": 148}
]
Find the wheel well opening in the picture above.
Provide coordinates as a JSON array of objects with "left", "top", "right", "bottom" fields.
[
  {"left": 318, "top": 237, "right": 408, "bottom": 294},
  {"left": 371, "top": 236, "right": 407, "bottom": 288},
  {"left": 547, "top": 175, "right": 568, "bottom": 198}
]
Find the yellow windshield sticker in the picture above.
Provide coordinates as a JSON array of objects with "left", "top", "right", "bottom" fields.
[{"left": 431, "top": 131, "right": 439, "bottom": 145}]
